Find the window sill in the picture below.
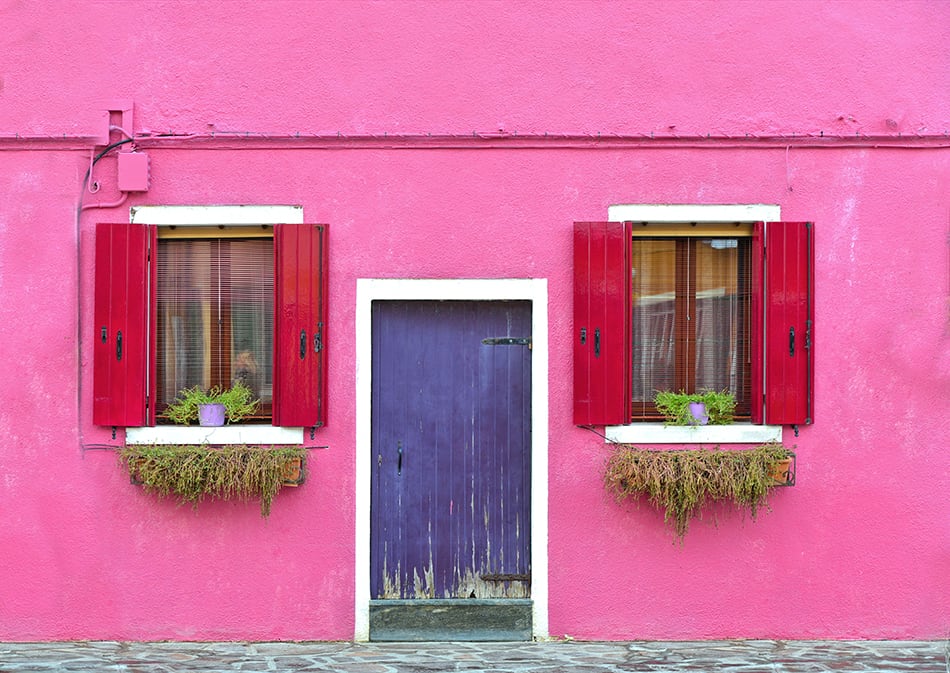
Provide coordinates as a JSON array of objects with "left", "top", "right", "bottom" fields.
[
  {"left": 125, "top": 425, "right": 304, "bottom": 446},
  {"left": 604, "top": 423, "right": 782, "bottom": 444}
]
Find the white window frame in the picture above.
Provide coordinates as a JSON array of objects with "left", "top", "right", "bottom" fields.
[
  {"left": 604, "top": 204, "right": 782, "bottom": 445},
  {"left": 125, "top": 205, "right": 305, "bottom": 446}
]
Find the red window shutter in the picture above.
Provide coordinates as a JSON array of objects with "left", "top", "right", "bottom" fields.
[
  {"left": 93, "top": 222, "right": 155, "bottom": 427},
  {"left": 573, "top": 221, "right": 631, "bottom": 426},
  {"left": 752, "top": 221, "right": 814, "bottom": 425},
  {"left": 273, "top": 223, "right": 329, "bottom": 428}
]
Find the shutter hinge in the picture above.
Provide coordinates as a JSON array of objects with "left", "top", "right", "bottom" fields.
[
  {"left": 314, "top": 322, "right": 323, "bottom": 353},
  {"left": 480, "top": 573, "right": 531, "bottom": 582},
  {"left": 309, "top": 422, "right": 324, "bottom": 440}
]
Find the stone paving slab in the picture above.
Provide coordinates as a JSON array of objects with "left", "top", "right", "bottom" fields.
[{"left": 0, "top": 640, "right": 945, "bottom": 673}]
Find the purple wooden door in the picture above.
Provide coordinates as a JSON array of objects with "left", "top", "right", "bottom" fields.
[{"left": 371, "top": 300, "right": 532, "bottom": 599}]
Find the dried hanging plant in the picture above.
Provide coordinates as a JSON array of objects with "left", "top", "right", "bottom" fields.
[
  {"left": 119, "top": 444, "right": 306, "bottom": 517},
  {"left": 604, "top": 444, "right": 792, "bottom": 540}
]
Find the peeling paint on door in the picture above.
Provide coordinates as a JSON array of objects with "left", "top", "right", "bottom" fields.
[{"left": 377, "top": 563, "right": 530, "bottom": 599}]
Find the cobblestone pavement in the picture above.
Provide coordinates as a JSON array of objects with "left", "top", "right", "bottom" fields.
[{"left": 0, "top": 640, "right": 945, "bottom": 673}]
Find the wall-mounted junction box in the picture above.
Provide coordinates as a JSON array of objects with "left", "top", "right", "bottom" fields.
[{"left": 117, "top": 152, "right": 150, "bottom": 192}]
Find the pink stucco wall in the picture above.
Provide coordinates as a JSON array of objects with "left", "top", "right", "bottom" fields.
[{"left": 0, "top": 1, "right": 947, "bottom": 641}]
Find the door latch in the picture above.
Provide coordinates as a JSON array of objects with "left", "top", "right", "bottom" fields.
[{"left": 481, "top": 337, "right": 531, "bottom": 346}]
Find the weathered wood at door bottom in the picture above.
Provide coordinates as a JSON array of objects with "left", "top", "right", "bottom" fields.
[
  {"left": 369, "top": 599, "right": 533, "bottom": 641},
  {"left": 380, "top": 560, "right": 531, "bottom": 599}
]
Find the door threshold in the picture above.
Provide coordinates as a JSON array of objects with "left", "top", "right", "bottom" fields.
[{"left": 369, "top": 599, "right": 533, "bottom": 641}]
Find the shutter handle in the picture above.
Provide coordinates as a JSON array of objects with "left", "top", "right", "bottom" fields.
[
  {"left": 300, "top": 329, "right": 307, "bottom": 360},
  {"left": 397, "top": 442, "right": 403, "bottom": 476},
  {"left": 594, "top": 328, "right": 601, "bottom": 358},
  {"left": 579, "top": 327, "right": 587, "bottom": 345},
  {"left": 116, "top": 330, "right": 123, "bottom": 361},
  {"left": 313, "top": 323, "right": 323, "bottom": 353},
  {"left": 789, "top": 326, "right": 795, "bottom": 357}
]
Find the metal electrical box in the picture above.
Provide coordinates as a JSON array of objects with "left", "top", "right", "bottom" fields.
[{"left": 117, "top": 152, "right": 150, "bottom": 192}]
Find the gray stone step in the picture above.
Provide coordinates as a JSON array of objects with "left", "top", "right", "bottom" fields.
[{"left": 369, "top": 598, "right": 533, "bottom": 641}]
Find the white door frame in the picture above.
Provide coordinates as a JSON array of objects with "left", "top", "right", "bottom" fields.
[{"left": 354, "top": 278, "right": 549, "bottom": 640}]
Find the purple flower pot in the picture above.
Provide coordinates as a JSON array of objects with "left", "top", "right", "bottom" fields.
[
  {"left": 688, "top": 401, "right": 709, "bottom": 425},
  {"left": 198, "top": 403, "right": 226, "bottom": 427}
]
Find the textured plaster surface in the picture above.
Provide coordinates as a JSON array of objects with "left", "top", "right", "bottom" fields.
[
  {"left": 1, "top": 1, "right": 948, "bottom": 137},
  {"left": 0, "top": 0, "right": 947, "bottom": 642}
]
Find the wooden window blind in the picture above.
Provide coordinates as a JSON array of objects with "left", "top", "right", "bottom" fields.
[
  {"left": 155, "top": 238, "right": 274, "bottom": 420},
  {"left": 630, "top": 237, "right": 751, "bottom": 419}
]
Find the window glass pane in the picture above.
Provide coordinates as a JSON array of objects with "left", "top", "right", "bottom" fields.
[
  {"left": 229, "top": 240, "right": 273, "bottom": 404},
  {"left": 157, "top": 238, "right": 274, "bottom": 416},
  {"left": 157, "top": 240, "right": 211, "bottom": 404},
  {"left": 695, "top": 239, "right": 741, "bottom": 392},
  {"left": 631, "top": 239, "right": 676, "bottom": 408},
  {"left": 630, "top": 236, "right": 750, "bottom": 419}
]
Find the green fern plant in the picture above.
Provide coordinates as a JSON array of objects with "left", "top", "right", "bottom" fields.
[
  {"left": 161, "top": 381, "right": 260, "bottom": 425},
  {"left": 654, "top": 390, "right": 737, "bottom": 425}
]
